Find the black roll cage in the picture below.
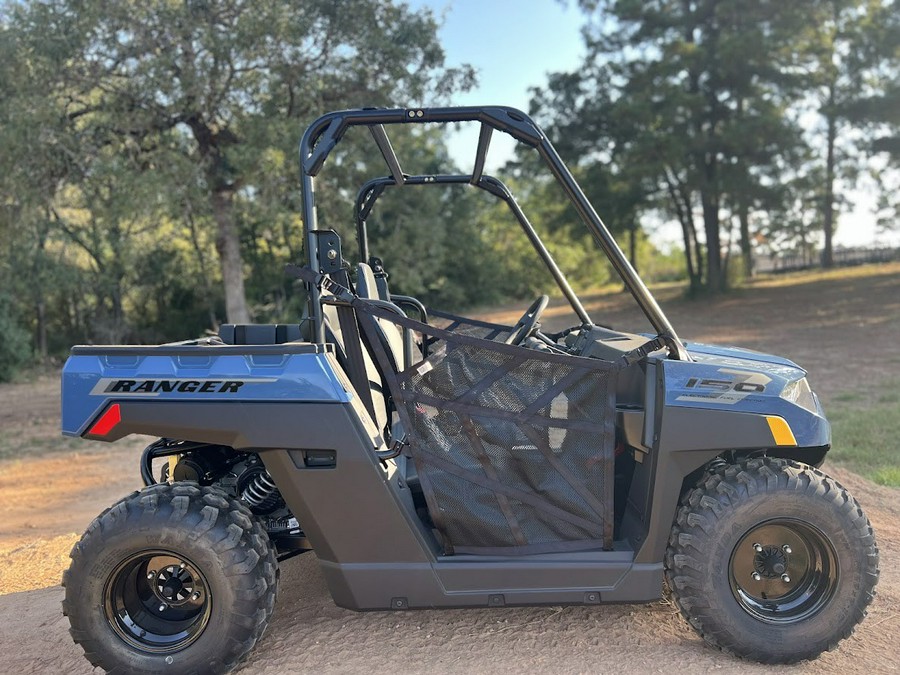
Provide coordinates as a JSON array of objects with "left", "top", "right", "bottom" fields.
[{"left": 298, "top": 106, "right": 688, "bottom": 360}]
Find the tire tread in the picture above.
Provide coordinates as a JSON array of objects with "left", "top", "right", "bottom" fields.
[
  {"left": 665, "top": 457, "right": 879, "bottom": 664},
  {"left": 62, "top": 482, "right": 278, "bottom": 675}
]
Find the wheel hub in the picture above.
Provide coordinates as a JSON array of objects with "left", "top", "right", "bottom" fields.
[
  {"left": 152, "top": 563, "right": 202, "bottom": 607},
  {"left": 753, "top": 545, "right": 788, "bottom": 579},
  {"left": 729, "top": 519, "right": 838, "bottom": 624},
  {"left": 104, "top": 550, "right": 211, "bottom": 653}
]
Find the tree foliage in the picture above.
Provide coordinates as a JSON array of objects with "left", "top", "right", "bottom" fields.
[
  {"left": 790, "top": 0, "right": 900, "bottom": 265},
  {"left": 1, "top": 0, "right": 897, "bottom": 367},
  {"left": 531, "top": 0, "right": 899, "bottom": 291},
  {"left": 0, "top": 0, "right": 484, "bottom": 356}
]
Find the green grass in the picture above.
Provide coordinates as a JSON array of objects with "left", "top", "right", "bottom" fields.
[
  {"left": 0, "top": 426, "right": 87, "bottom": 462},
  {"left": 828, "top": 379, "right": 900, "bottom": 487}
]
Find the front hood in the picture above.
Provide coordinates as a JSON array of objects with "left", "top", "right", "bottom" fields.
[
  {"left": 662, "top": 340, "right": 828, "bottom": 448},
  {"left": 683, "top": 341, "right": 806, "bottom": 381}
]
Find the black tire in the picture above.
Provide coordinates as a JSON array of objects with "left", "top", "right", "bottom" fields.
[
  {"left": 665, "top": 457, "right": 878, "bottom": 664},
  {"left": 63, "top": 482, "right": 278, "bottom": 675}
]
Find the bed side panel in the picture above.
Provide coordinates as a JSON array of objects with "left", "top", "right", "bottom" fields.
[{"left": 62, "top": 345, "right": 349, "bottom": 437}]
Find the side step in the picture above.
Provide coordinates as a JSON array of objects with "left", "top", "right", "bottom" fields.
[{"left": 319, "top": 549, "right": 663, "bottom": 610}]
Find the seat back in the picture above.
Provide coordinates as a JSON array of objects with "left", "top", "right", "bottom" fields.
[{"left": 357, "top": 262, "right": 406, "bottom": 370}]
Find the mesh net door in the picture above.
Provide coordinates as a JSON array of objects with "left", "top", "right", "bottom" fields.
[
  {"left": 427, "top": 308, "right": 515, "bottom": 342},
  {"left": 355, "top": 300, "right": 618, "bottom": 555}
]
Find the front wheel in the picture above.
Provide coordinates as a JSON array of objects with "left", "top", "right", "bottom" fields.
[
  {"left": 665, "top": 457, "right": 878, "bottom": 664},
  {"left": 63, "top": 482, "right": 278, "bottom": 674}
]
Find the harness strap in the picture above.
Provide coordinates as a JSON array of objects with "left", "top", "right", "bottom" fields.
[
  {"left": 620, "top": 336, "right": 667, "bottom": 367},
  {"left": 285, "top": 263, "right": 354, "bottom": 301},
  {"left": 336, "top": 303, "right": 379, "bottom": 424}
]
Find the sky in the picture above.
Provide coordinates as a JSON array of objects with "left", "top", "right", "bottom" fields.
[
  {"left": 410, "top": 0, "right": 892, "bottom": 249},
  {"left": 408, "top": 0, "right": 585, "bottom": 172}
]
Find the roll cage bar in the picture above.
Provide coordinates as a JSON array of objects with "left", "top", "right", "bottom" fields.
[
  {"left": 298, "top": 106, "right": 688, "bottom": 360},
  {"left": 354, "top": 174, "right": 592, "bottom": 326}
]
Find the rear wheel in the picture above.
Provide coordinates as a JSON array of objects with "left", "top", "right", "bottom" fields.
[
  {"left": 63, "top": 482, "right": 278, "bottom": 674},
  {"left": 666, "top": 457, "right": 878, "bottom": 663}
]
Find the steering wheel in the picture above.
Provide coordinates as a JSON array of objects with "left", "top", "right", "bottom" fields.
[{"left": 505, "top": 295, "right": 549, "bottom": 345}]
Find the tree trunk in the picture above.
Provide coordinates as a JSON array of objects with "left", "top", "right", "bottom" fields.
[
  {"left": 185, "top": 115, "right": 250, "bottom": 326},
  {"left": 628, "top": 219, "right": 638, "bottom": 272},
  {"left": 33, "top": 220, "right": 49, "bottom": 362},
  {"left": 688, "top": 201, "right": 704, "bottom": 290},
  {"left": 111, "top": 284, "right": 126, "bottom": 343},
  {"left": 186, "top": 208, "right": 221, "bottom": 330},
  {"left": 665, "top": 170, "right": 702, "bottom": 293},
  {"left": 35, "top": 301, "right": 47, "bottom": 360},
  {"left": 823, "top": 101, "right": 837, "bottom": 268},
  {"left": 212, "top": 189, "right": 251, "bottom": 324},
  {"left": 739, "top": 197, "right": 752, "bottom": 279},
  {"left": 680, "top": 189, "right": 705, "bottom": 291},
  {"left": 734, "top": 89, "right": 752, "bottom": 280},
  {"left": 701, "top": 187, "right": 723, "bottom": 293}
]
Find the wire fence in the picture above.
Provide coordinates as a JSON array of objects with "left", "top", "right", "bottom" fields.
[{"left": 755, "top": 246, "right": 899, "bottom": 274}]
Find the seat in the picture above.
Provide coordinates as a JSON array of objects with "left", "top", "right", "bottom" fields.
[
  {"left": 319, "top": 263, "right": 410, "bottom": 435},
  {"left": 356, "top": 263, "right": 406, "bottom": 370},
  {"left": 361, "top": 257, "right": 392, "bottom": 301}
]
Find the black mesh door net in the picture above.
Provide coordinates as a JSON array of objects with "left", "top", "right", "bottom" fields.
[
  {"left": 353, "top": 299, "right": 619, "bottom": 555},
  {"left": 426, "top": 308, "right": 514, "bottom": 341}
]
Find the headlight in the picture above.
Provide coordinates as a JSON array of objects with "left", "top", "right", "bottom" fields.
[{"left": 781, "top": 377, "right": 818, "bottom": 413}]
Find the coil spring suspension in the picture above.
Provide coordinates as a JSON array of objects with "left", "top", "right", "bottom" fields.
[
  {"left": 707, "top": 456, "right": 729, "bottom": 474},
  {"left": 241, "top": 470, "right": 280, "bottom": 511}
]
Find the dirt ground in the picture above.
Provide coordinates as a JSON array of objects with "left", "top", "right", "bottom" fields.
[{"left": 1, "top": 264, "right": 899, "bottom": 674}]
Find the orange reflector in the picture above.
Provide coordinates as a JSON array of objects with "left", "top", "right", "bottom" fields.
[
  {"left": 766, "top": 416, "right": 797, "bottom": 447},
  {"left": 88, "top": 403, "right": 121, "bottom": 437}
]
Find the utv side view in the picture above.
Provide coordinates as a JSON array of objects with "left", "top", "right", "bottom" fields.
[{"left": 61, "top": 107, "right": 878, "bottom": 674}]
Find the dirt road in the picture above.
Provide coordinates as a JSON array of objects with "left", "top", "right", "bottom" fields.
[{"left": 1, "top": 265, "right": 899, "bottom": 673}]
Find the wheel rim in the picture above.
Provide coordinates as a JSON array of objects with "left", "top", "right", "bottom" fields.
[
  {"left": 729, "top": 518, "right": 839, "bottom": 624},
  {"left": 104, "top": 550, "right": 212, "bottom": 653}
]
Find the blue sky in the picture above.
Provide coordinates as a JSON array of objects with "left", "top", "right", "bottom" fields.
[
  {"left": 416, "top": 0, "right": 585, "bottom": 110},
  {"left": 409, "top": 0, "right": 585, "bottom": 171},
  {"left": 409, "top": 0, "right": 888, "bottom": 248}
]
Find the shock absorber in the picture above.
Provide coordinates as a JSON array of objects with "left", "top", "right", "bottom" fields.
[{"left": 241, "top": 470, "right": 280, "bottom": 511}]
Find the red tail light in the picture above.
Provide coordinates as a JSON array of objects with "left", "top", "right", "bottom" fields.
[{"left": 88, "top": 403, "right": 121, "bottom": 437}]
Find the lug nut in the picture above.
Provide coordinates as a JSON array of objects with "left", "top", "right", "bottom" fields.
[
  {"left": 782, "top": 574, "right": 791, "bottom": 583},
  {"left": 751, "top": 572, "right": 762, "bottom": 581},
  {"left": 783, "top": 545, "right": 792, "bottom": 554},
  {"left": 752, "top": 543, "right": 763, "bottom": 552}
]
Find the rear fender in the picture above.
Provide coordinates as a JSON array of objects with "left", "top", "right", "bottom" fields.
[{"left": 62, "top": 344, "right": 351, "bottom": 442}]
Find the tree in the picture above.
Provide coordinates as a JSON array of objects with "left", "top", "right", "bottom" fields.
[
  {"left": 6, "top": 0, "right": 473, "bottom": 323},
  {"left": 532, "top": 1, "right": 807, "bottom": 292},
  {"left": 527, "top": 71, "right": 644, "bottom": 267},
  {"left": 789, "top": 0, "right": 899, "bottom": 266}
]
